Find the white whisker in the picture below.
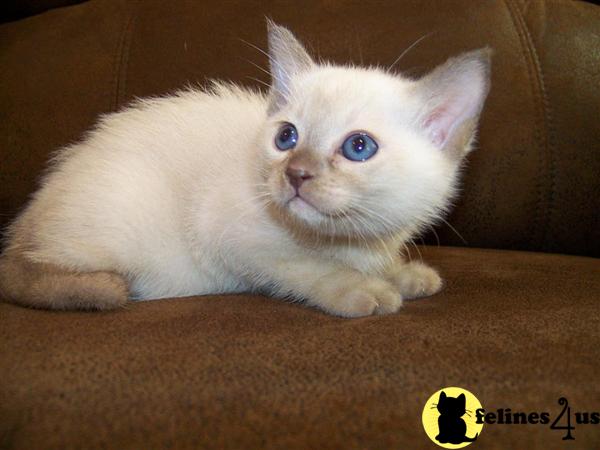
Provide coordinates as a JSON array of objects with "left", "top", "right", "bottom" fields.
[
  {"left": 387, "top": 32, "right": 434, "bottom": 73},
  {"left": 439, "top": 218, "right": 468, "bottom": 245}
]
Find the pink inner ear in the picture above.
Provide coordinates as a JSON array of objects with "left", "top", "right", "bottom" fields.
[
  {"left": 423, "top": 107, "right": 449, "bottom": 148},
  {"left": 422, "top": 93, "right": 478, "bottom": 149},
  {"left": 419, "top": 52, "right": 490, "bottom": 150}
]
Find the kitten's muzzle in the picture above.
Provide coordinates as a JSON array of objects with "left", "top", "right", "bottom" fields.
[{"left": 285, "top": 166, "right": 313, "bottom": 191}]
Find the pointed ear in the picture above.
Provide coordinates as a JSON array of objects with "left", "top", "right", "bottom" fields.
[
  {"left": 415, "top": 48, "right": 491, "bottom": 153},
  {"left": 266, "top": 19, "right": 314, "bottom": 113},
  {"left": 458, "top": 393, "right": 466, "bottom": 407},
  {"left": 439, "top": 391, "right": 447, "bottom": 401}
]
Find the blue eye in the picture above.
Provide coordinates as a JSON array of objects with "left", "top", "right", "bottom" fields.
[
  {"left": 341, "top": 133, "right": 378, "bottom": 161},
  {"left": 275, "top": 123, "right": 298, "bottom": 151}
]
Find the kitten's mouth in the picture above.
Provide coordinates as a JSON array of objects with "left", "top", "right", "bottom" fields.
[
  {"left": 287, "top": 194, "right": 318, "bottom": 210},
  {"left": 285, "top": 194, "right": 326, "bottom": 220}
]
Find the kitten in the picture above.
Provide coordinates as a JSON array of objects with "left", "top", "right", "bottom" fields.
[
  {"left": 0, "top": 22, "right": 490, "bottom": 317},
  {"left": 435, "top": 391, "right": 478, "bottom": 444}
]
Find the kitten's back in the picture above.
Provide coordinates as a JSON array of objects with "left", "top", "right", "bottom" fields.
[{"left": 0, "top": 85, "right": 267, "bottom": 309}]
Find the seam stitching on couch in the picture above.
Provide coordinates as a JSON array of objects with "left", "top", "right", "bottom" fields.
[
  {"left": 111, "top": 14, "right": 126, "bottom": 111},
  {"left": 519, "top": 0, "right": 532, "bottom": 17},
  {"left": 514, "top": 0, "right": 530, "bottom": 16},
  {"left": 514, "top": 0, "right": 557, "bottom": 253},
  {"left": 504, "top": 0, "right": 552, "bottom": 251},
  {"left": 112, "top": 4, "right": 137, "bottom": 111},
  {"left": 519, "top": 1, "right": 558, "bottom": 253}
]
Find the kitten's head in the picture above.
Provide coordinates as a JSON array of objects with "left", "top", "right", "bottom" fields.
[
  {"left": 260, "top": 21, "right": 490, "bottom": 238},
  {"left": 437, "top": 391, "right": 467, "bottom": 417}
]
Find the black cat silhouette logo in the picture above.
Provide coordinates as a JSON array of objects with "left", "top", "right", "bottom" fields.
[{"left": 422, "top": 387, "right": 484, "bottom": 448}]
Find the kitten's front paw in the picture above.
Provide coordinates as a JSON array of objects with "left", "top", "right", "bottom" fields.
[
  {"left": 315, "top": 276, "right": 403, "bottom": 318},
  {"left": 387, "top": 262, "right": 443, "bottom": 300}
]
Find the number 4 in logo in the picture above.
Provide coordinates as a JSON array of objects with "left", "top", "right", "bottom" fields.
[{"left": 550, "top": 397, "right": 575, "bottom": 440}]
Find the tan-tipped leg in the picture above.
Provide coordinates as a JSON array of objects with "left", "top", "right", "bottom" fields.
[{"left": 0, "top": 252, "right": 128, "bottom": 311}]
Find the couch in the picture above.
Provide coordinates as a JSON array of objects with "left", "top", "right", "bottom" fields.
[{"left": 1, "top": 1, "right": 599, "bottom": 448}]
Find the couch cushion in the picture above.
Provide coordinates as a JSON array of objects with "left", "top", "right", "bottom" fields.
[{"left": 1, "top": 246, "right": 598, "bottom": 449}]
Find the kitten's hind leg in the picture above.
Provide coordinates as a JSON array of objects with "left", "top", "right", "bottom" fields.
[{"left": 0, "top": 252, "right": 128, "bottom": 311}]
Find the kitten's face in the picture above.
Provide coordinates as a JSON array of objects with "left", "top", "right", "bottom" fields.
[
  {"left": 437, "top": 392, "right": 466, "bottom": 417},
  {"left": 260, "top": 22, "right": 490, "bottom": 239},
  {"left": 261, "top": 67, "right": 458, "bottom": 237}
]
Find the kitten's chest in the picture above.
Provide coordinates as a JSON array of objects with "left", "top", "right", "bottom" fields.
[{"left": 319, "top": 238, "right": 401, "bottom": 274}]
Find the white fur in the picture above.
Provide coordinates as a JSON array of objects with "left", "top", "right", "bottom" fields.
[{"left": 3, "top": 23, "right": 490, "bottom": 317}]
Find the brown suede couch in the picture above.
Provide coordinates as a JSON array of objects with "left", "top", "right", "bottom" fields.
[{"left": 1, "top": 1, "right": 599, "bottom": 449}]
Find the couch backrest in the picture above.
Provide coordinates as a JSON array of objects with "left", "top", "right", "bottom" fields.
[{"left": 1, "top": 0, "right": 598, "bottom": 256}]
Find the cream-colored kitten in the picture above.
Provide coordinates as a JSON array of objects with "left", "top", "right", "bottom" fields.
[{"left": 0, "top": 22, "right": 490, "bottom": 317}]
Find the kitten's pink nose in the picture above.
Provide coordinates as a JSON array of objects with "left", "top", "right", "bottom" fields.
[{"left": 286, "top": 166, "right": 313, "bottom": 190}]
